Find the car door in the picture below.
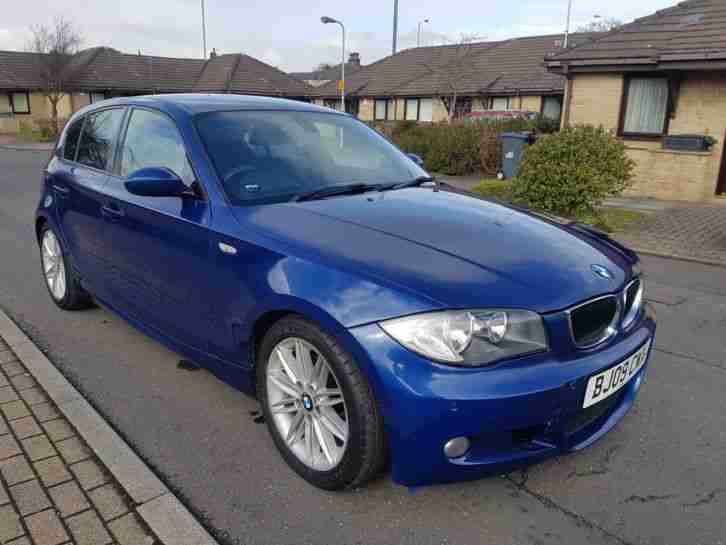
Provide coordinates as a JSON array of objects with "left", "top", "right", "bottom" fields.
[
  {"left": 51, "top": 108, "right": 126, "bottom": 300},
  {"left": 101, "top": 107, "right": 214, "bottom": 351}
]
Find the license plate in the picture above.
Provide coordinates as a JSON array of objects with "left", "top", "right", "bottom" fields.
[{"left": 583, "top": 339, "right": 651, "bottom": 408}]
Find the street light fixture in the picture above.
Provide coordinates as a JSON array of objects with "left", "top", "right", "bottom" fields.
[
  {"left": 321, "top": 16, "right": 346, "bottom": 113},
  {"left": 417, "top": 19, "right": 430, "bottom": 48}
]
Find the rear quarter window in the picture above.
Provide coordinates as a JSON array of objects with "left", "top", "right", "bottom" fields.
[
  {"left": 62, "top": 117, "right": 84, "bottom": 161},
  {"left": 76, "top": 108, "right": 125, "bottom": 171}
]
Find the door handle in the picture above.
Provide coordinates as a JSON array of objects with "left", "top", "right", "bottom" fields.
[
  {"left": 100, "top": 204, "right": 125, "bottom": 220},
  {"left": 52, "top": 184, "right": 70, "bottom": 197}
]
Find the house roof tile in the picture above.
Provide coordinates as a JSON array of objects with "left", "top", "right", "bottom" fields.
[
  {"left": 546, "top": 0, "right": 726, "bottom": 69},
  {"left": 309, "top": 33, "right": 596, "bottom": 98},
  {"left": 0, "top": 47, "right": 309, "bottom": 96}
]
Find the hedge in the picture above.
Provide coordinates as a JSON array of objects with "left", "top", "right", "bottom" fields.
[{"left": 369, "top": 116, "right": 559, "bottom": 176}]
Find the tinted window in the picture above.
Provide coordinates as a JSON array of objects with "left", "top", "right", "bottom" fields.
[
  {"left": 120, "top": 109, "right": 195, "bottom": 187},
  {"left": 76, "top": 108, "right": 125, "bottom": 171},
  {"left": 195, "top": 110, "right": 425, "bottom": 205},
  {"left": 63, "top": 117, "right": 84, "bottom": 161}
]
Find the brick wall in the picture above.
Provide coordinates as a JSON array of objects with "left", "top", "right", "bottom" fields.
[
  {"left": 432, "top": 98, "right": 448, "bottom": 122},
  {"left": 566, "top": 71, "right": 726, "bottom": 201},
  {"left": 358, "top": 98, "right": 374, "bottom": 121},
  {"left": 569, "top": 73, "right": 624, "bottom": 131},
  {"left": 518, "top": 95, "right": 542, "bottom": 111}
]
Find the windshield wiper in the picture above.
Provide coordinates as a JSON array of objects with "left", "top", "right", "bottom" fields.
[
  {"left": 380, "top": 176, "right": 437, "bottom": 191},
  {"left": 293, "top": 183, "right": 377, "bottom": 202}
]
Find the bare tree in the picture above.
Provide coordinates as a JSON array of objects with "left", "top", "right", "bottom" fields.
[
  {"left": 576, "top": 17, "right": 623, "bottom": 33},
  {"left": 315, "top": 62, "right": 336, "bottom": 73},
  {"left": 424, "top": 34, "right": 483, "bottom": 122},
  {"left": 27, "top": 17, "right": 83, "bottom": 136}
]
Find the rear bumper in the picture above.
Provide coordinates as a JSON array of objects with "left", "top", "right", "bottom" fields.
[{"left": 348, "top": 309, "right": 656, "bottom": 486}]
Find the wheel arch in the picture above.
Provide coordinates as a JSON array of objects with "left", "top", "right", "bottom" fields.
[{"left": 35, "top": 214, "right": 49, "bottom": 243}]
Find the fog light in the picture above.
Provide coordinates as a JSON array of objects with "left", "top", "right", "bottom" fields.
[{"left": 443, "top": 436, "right": 470, "bottom": 458}]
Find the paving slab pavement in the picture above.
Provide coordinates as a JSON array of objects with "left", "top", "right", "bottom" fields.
[
  {"left": 0, "top": 309, "right": 217, "bottom": 545},
  {"left": 613, "top": 201, "right": 726, "bottom": 267}
]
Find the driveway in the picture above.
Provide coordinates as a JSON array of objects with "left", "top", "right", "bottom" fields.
[{"left": 1, "top": 148, "right": 724, "bottom": 545}]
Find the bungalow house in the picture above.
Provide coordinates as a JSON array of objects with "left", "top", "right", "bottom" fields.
[
  {"left": 308, "top": 33, "right": 595, "bottom": 122},
  {"left": 546, "top": 0, "right": 726, "bottom": 201},
  {"left": 0, "top": 47, "right": 310, "bottom": 135}
]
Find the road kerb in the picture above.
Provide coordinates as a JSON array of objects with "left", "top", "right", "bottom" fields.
[{"left": 0, "top": 307, "right": 219, "bottom": 545}]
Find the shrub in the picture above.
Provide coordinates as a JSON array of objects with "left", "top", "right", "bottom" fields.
[
  {"left": 473, "top": 179, "right": 511, "bottom": 200},
  {"left": 367, "top": 114, "right": 560, "bottom": 176},
  {"left": 510, "top": 125, "right": 636, "bottom": 216}
]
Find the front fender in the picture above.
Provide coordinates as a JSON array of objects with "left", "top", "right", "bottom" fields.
[{"left": 245, "top": 254, "right": 441, "bottom": 330}]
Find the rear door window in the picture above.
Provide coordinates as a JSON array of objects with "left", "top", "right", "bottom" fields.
[
  {"left": 62, "top": 117, "right": 84, "bottom": 161},
  {"left": 76, "top": 108, "right": 125, "bottom": 171}
]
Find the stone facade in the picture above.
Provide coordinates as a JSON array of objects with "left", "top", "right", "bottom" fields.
[{"left": 565, "top": 71, "right": 726, "bottom": 201}]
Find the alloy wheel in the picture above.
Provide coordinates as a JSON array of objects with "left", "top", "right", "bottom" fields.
[
  {"left": 266, "top": 337, "right": 349, "bottom": 471},
  {"left": 41, "top": 229, "right": 66, "bottom": 301}
]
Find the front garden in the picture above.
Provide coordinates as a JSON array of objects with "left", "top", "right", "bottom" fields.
[{"left": 376, "top": 121, "right": 643, "bottom": 233}]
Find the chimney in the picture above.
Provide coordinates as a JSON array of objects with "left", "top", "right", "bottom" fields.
[
  {"left": 348, "top": 52, "right": 360, "bottom": 68},
  {"left": 210, "top": 48, "right": 218, "bottom": 59}
]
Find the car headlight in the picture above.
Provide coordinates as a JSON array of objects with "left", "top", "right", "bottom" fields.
[{"left": 379, "top": 309, "right": 548, "bottom": 366}]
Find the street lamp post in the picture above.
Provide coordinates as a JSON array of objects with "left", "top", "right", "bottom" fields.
[
  {"left": 563, "top": 0, "right": 573, "bottom": 48},
  {"left": 417, "top": 19, "right": 430, "bottom": 47},
  {"left": 321, "top": 16, "right": 346, "bottom": 113}
]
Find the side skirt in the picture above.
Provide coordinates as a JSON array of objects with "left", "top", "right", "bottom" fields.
[{"left": 92, "top": 294, "right": 256, "bottom": 396}]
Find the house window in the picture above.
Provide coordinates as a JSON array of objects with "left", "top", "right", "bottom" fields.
[
  {"left": 10, "top": 92, "right": 30, "bottom": 114},
  {"left": 89, "top": 92, "right": 107, "bottom": 104},
  {"left": 405, "top": 98, "right": 419, "bottom": 121},
  {"left": 374, "top": 99, "right": 394, "bottom": 121},
  {"left": 621, "top": 76, "right": 670, "bottom": 136},
  {"left": 542, "top": 96, "right": 563, "bottom": 121},
  {"left": 419, "top": 98, "right": 433, "bottom": 122},
  {"left": 490, "top": 96, "right": 511, "bottom": 110},
  {"left": 443, "top": 97, "right": 472, "bottom": 119}
]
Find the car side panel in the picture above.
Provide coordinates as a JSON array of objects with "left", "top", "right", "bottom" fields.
[
  {"left": 48, "top": 157, "right": 111, "bottom": 298},
  {"left": 100, "top": 179, "right": 214, "bottom": 352}
]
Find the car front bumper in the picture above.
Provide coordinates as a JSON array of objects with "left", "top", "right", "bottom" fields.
[{"left": 348, "top": 307, "right": 656, "bottom": 486}]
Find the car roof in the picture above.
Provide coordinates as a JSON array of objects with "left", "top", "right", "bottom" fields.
[{"left": 79, "top": 93, "right": 338, "bottom": 117}]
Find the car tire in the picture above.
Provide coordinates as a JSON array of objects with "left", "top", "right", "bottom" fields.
[
  {"left": 39, "top": 224, "right": 93, "bottom": 311},
  {"left": 256, "top": 316, "right": 387, "bottom": 490}
]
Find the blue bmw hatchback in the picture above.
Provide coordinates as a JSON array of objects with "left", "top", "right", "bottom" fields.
[{"left": 36, "top": 94, "right": 655, "bottom": 489}]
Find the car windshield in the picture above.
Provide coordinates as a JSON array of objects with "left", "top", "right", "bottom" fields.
[{"left": 195, "top": 110, "right": 427, "bottom": 205}]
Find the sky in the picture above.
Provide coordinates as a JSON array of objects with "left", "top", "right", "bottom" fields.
[{"left": 0, "top": 0, "right": 677, "bottom": 72}]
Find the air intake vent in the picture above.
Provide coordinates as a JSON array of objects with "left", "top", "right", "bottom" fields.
[{"left": 569, "top": 295, "right": 618, "bottom": 348}]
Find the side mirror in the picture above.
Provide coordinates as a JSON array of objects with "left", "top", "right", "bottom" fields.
[
  {"left": 407, "top": 153, "right": 424, "bottom": 167},
  {"left": 125, "top": 167, "right": 188, "bottom": 197}
]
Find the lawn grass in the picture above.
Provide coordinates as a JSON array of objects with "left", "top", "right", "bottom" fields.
[{"left": 472, "top": 179, "right": 645, "bottom": 233}]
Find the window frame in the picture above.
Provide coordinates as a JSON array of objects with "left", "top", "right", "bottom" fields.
[
  {"left": 618, "top": 74, "right": 672, "bottom": 140},
  {"left": 489, "top": 96, "right": 512, "bottom": 111},
  {"left": 89, "top": 92, "right": 107, "bottom": 104},
  {"left": 404, "top": 98, "right": 420, "bottom": 121},
  {"left": 9, "top": 92, "right": 31, "bottom": 114},
  {"left": 540, "top": 95, "right": 563, "bottom": 121},
  {"left": 113, "top": 105, "right": 205, "bottom": 200},
  {"left": 373, "top": 98, "right": 396, "bottom": 121}
]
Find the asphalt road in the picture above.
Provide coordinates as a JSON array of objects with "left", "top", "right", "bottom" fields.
[{"left": 1, "top": 148, "right": 724, "bottom": 545}]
